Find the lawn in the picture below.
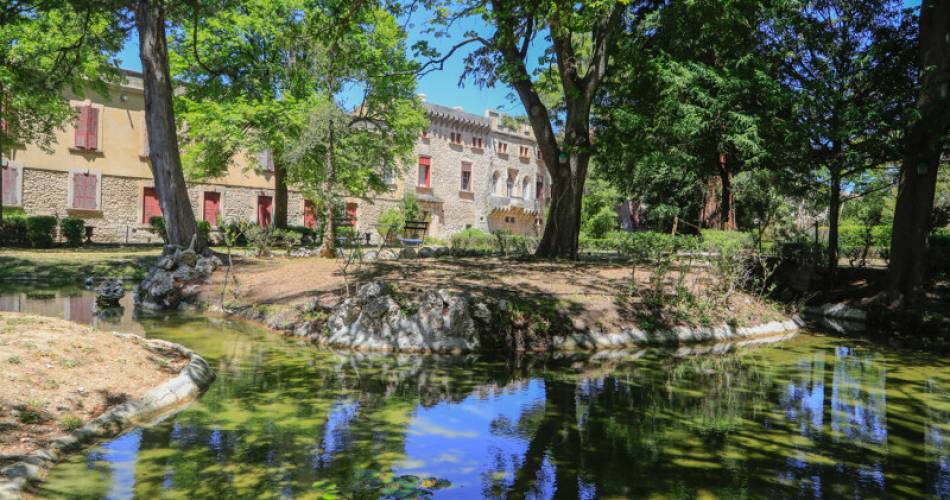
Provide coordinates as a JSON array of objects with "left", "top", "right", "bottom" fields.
[{"left": 0, "top": 246, "right": 162, "bottom": 283}]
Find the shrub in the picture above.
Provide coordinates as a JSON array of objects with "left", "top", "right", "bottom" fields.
[
  {"left": 700, "top": 230, "right": 753, "bottom": 253},
  {"left": 377, "top": 207, "right": 404, "bottom": 242},
  {"left": 60, "top": 217, "right": 85, "bottom": 247},
  {"left": 286, "top": 225, "right": 317, "bottom": 245},
  {"left": 25, "top": 215, "right": 57, "bottom": 248},
  {"left": 149, "top": 216, "right": 167, "bottom": 243},
  {"left": 616, "top": 231, "right": 679, "bottom": 263},
  {"left": 197, "top": 220, "right": 212, "bottom": 244},
  {"left": 0, "top": 217, "right": 28, "bottom": 247},
  {"left": 450, "top": 228, "right": 494, "bottom": 251}
]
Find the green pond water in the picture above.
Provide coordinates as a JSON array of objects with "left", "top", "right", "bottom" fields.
[{"left": 1, "top": 286, "right": 948, "bottom": 499}]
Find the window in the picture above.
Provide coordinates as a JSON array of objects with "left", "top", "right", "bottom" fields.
[
  {"left": 142, "top": 187, "right": 162, "bottom": 223},
  {"left": 346, "top": 202, "right": 358, "bottom": 226},
  {"left": 491, "top": 172, "right": 500, "bottom": 195},
  {"left": 203, "top": 192, "right": 221, "bottom": 227},
  {"left": 1, "top": 164, "right": 20, "bottom": 207},
  {"left": 421, "top": 128, "right": 429, "bottom": 139},
  {"left": 449, "top": 131, "right": 462, "bottom": 144},
  {"left": 257, "top": 195, "right": 273, "bottom": 227},
  {"left": 381, "top": 160, "right": 395, "bottom": 185},
  {"left": 519, "top": 146, "right": 530, "bottom": 158},
  {"left": 417, "top": 156, "right": 431, "bottom": 188},
  {"left": 536, "top": 176, "right": 545, "bottom": 200},
  {"left": 303, "top": 200, "right": 317, "bottom": 228},
  {"left": 506, "top": 175, "right": 514, "bottom": 197},
  {"left": 471, "top": 137, "right": 483, "bottom": 148},
  {"left": 497, "top": 141, "right": 508, "bottom": 154},
  {"left": 521, "top": 177, "right": 530, "bottom": 199},
  {"left": 71, "top": 172, "right": 99, "bottom": 210},
  {"left": 536, "top": 148, "right": 542, "bottom": 160},
  {"left": 257, "top": 149, "right": 275, "bottom": 172},
  {"left": 460, "top": 162, "right": 472, "bottom": 191},
  {"left": 73, "top": 105, "right": 100, "bottom": 151}
]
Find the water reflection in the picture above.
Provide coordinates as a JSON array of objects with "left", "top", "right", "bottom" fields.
[
  {"left": 3, "top": 288, "right": 946, "bottom": 499},
  {"left": 0, "top": 285, "right": 143, "bottom": 334}
]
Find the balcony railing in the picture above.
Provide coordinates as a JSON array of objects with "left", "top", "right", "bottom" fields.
[{"left": 489, "top": 195, "right": 543, "bottom": 213}]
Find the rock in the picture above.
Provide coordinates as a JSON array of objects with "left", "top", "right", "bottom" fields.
[
  {"left": 434, "top": 247, "right": 449, "bottom": 257},
  {"left": 378, "top": 250, "right": 398, "bottom": 260},
  {"left": 362, "top": 251, "right": 378, "bottom": 261},
  {"left": 357, "top": 281, "right": 387, "bottom": 300},
  {"left": 175, "top": 249, "right": 198, "bottom": 267},
  {"left": 94, "top": 278, "right": 125, "bottom": 306},
  {"left": 156, "top": 256, "right": 175, "bottom": 270},
  {"left": 418, "top": 247, "right": 435, "bottom": 258},
  {"left": 195, "top": 256, "right": 217, "bottom": 275},
  {"left": 399, "top": 247, "right": 417, "bottom": 259},
  {"left": 162, "top": 244, "right": 178, "bottom": 257}
]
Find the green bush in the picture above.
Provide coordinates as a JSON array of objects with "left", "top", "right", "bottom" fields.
[
  {"left": 700, "top": 230, "right": 753, "bottom": 253},
  {"left": 615, "top": 231, "right": 679, "bottom": 262},
  {"left": 286, "top": 225, "right": 317, "bottom": 245},
  {"left": 60, "top": 217, "right": 85, "bottom": 247},
  {"left": 197, "top": 220, "right": 212, "bottom": 244},
  {"left": 149, "top": 216, "right": 167, "bottom": 243},
  {"left": 0, "top": 216, "right": 28, "bottom": 247},
  {"left": 377, "top": 207, "right": 404, "bottom": 242},
  {"left": 450, "top": 228, "right": 494, "bottom": 251},
  {"left": 25, "top": 216, "right": 58, "bottom": 248}
]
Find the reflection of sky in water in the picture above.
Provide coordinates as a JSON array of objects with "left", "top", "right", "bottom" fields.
[
  {"left": 314, "top": 399, "right": 359, "bottom": 469},
  {"left": 86, "top": 429, "right": 142, "bottom": 500},
  {"left": 395, "top": 379, "right": 546, "bottom": 498},
  {"left": 831, "top": 347, "right": 887, "bottom": 445}
]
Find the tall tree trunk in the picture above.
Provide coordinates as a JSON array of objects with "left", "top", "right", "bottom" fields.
[
  {"left": 536, "top": 150, "right": 588, "bottom": 259},
  {"left": 827, "top": 168, "right": 842, "bottom": 277},
  {"left": 136, "top": 1, "right": 201, "bottom": 251},
  {"left": 0, "top": 82, "right": 5, "bottom": 224},
  {"left": 719, "top": 153, "right": 736, "bottom": 230},
  {"left": 887, "top": 0, "right": 950, "bottom": 300},
  {"left": 274, "top": 160, "right": 288, "bottom": 229},
  {"left": 700, "top": 176, "right": 721, "bottom": 228},
  {"left": 319, "top": 124, "right": 336, "bottom": 258}
]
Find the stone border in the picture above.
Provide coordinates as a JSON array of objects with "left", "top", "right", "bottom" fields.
[
  {"left": 550, "top": 317, "right": 804, "bottom": 351},
  {"left": 0, "top": 335, "right": 215, "bottom": 500},
  {"left": 803, "top": 302, "right": 868, "bottom": 321}
]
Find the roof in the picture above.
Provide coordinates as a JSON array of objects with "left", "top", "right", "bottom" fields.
[{"left": 423, "top": 102, "right": 491, "bottom": 129}]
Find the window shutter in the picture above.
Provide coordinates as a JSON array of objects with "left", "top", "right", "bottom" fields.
[
  {"left": 2, "top": 166, "right": 17, "bottom": 206},
  {"left": 85, "top": 107, "right": 99, "bottom": 150},
  {"left": 74, "top": 107, "right": 88, "bottom": 149},
  {"left": 258, "top": 150, "right": 275, "bottom": 172},
  {"left": 73, "top": 173, "right": 97, "bottom": 209}
]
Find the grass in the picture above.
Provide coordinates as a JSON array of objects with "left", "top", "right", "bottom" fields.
[
  {"left": 59, "top": 415, "right": 84, "bottom": 431},
  {"left": 0, "top": 246, "right": 161, "bottom": 283}
]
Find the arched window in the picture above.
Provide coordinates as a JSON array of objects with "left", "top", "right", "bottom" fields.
[
  {"left": 522, "top": 177, "right": 530, "bottom": 199},
  {"left": 506, "top": 175, "right": 514, "bottom": 197},
  {"left": 491, "top": 172, "right": 500, "bottom": 195}
]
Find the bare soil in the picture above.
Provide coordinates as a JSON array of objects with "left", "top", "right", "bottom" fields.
[
  {"left": 202, "top": 255, "right": 786, "bottom": 333},
  {"left": 0, "top": 313, "right": 187, "bottom": 460}
]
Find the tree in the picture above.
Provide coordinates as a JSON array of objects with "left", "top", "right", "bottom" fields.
[
  {"left": 281, "top": 3, "right": 425, "bottom": 257},
  {"left": 887, "top": 0, "right": 950, "bottom": 300},
  {"left": 772, "top": 0, "right": 917, "bottom": 277},
  {"left": 412, "top": 0, "right": 662, "bottom": 259},
  {"left": 171, "top": 0, "right": 314, "bottom": 229},
  {"left": 0, "top": 1, "right": 122, "bottom": 222}
]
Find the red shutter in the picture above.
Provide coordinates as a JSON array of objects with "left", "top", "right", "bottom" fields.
[
  {"left": 73, "top": 173, "right": 97, "bottom": 209},
  {"left": 303, "top": 200, "right": 316, "bottom": 228},
  {"left": 142, "top": 187, "right": 162, "bottom": 222},
  {"left": 1, "top": 166, "right": 17, "bottom": 206},
  {"left": 346, "top": 202, "right": 358, "bottom": 225},
  {"left": 74, "top": 107, "right": 88, "bottom": 149},
  {"left": 257, "top": 195, "right": 272, "bottom": 227},
  {"left": 85, "top": 107, "right": 99, "bottom": 150},
  {"left": 203, "top": 192, "right": 220, "bottom": 226}
]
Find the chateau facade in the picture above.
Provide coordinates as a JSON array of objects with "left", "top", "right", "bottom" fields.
[{"left": 1, "top": 71, "right": 548, "bottom": 244}]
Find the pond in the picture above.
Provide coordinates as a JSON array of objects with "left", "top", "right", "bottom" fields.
[{"left": 1, "top": 286, "right": 947, "bottom": 499}]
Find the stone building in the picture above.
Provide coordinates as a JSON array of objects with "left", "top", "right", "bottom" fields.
[{"left": 1, "top": 71, "right": 548, "bottom": 244}]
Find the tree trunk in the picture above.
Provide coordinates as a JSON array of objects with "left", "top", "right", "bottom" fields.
[
  {"left": 274, "top": 160, "right": 288, "bottom": 229},
  {"left": 700, "top": 176, "right": 721, "bottom": 228},
  {"left": 827, "top": 168, "right": 842, "bottom": 276},
  {"left": 535, "top": 150, "right": 588, "bottom": 259},
  {"left": 719, "top": 153, "right": 736, "bottom": 230},
  {"left": 887, "top": 0, "right": 950, "bottom": 300},
  {"left": 319, "top": 124, "right": 336, "bottom": 258},
  {"left": 0, "top": 82, "right": 5, "bottom": 224},
  {"left": 136, "top": 1, "right": 201, "bottom": 251}
]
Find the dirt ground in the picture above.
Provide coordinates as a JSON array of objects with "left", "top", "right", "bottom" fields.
[
  {"left": 0, "top": 313, "right": 187, "bottom": 459},
  {"left": 203, "top": 255, "right": 785, "bottom": 331}
]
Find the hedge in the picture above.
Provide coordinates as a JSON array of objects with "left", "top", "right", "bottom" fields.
[
  {"left": 25, "top": 216, "right": 58, "bottom": 248},
  {"left": 0, "top": 217, "right": 28, "bottom": 247},
  {"left": 60, "top": 217, "right": 85, "bottom": 247}
]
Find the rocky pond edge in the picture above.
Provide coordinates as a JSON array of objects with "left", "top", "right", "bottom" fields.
[
  {"left": 0, "top": 336, "right": 215, "bottom": 500},
  {"left": 216, "top": 280, "right": 808, "bottom": 354}
]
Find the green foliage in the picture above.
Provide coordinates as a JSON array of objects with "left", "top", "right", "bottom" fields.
[
  {"left": 377, "top": 207, "right": 404, "bottom": 241},
  {"left": 400, "top": 193, "right": 422, "bottom": 221},
  {"left": 25, "top": 215, "right": 57, "bottom": 248},
  {"left": 196, "top": 220, "right": 212, "bottom": 245},
  {"left": 0, "top": 217, "right": 28, "bottom": 247},
  {"left": 60, "top": 415, "right": 84, "bottom": 432},
  {"left": 450, "top": 228, "right": 494, "bottom": 251},
  {"left": 580, "top": 165, "right": 622, "bottom": 239},
  {"left": 60, "top": 217, "right": 85, "bottom": 247},
  {"left": 149, "top": 216, "right": 167, "bottom": 243},
  {"left": 347, "top": 471, "right": 450, "bottom": 499}
]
